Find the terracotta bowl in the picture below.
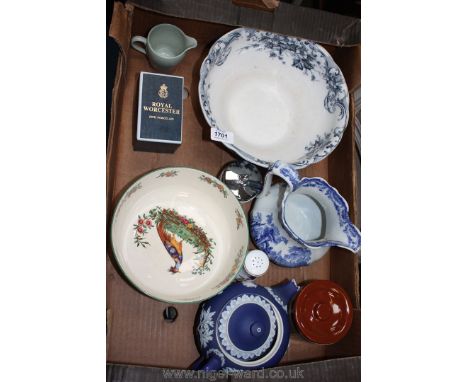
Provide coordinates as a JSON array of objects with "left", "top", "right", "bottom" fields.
[{"left": 293, "top": 280, "right": 353, "bottom": 344}]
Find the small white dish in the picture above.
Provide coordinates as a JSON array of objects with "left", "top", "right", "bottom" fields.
[
  {"left": 199, "top": 28, "right": 349, "bottom": 169},
  {"left": 110, "top": 167, "right": 249, "bottom": 303}
]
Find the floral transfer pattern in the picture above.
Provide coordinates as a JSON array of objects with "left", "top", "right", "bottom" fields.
[
  {"left": 240, "top": 29, "right": 348, "bottom": 119},
  {"left": 133, "top": 213, "right": 153, "bottom": 248},
  {"left": 114, "top": 182, "right": 142, "bottom": 220},
  {"left": 126, "top": 182, "right": 142, "bottom": 198},
  {"left": 213, "top": 246, "right": 245, "bottom": 289},
  {"left": 156, "top": 170, "right": 178, "bottom": 178},
  {"left": 292, "top": 178, "right": 361, "bottom": 252},
  {"left": 133, "top": 207, "right": 216, "bottom": 275},
  {"left": 250, "top": 213, "right": 288, "bottom": 252},
  {"left": 199, "top": 175, "right": 229, "bottom": 198},
  {"left": 199, "top": 28, "right": 349, "bottom": 168},
  {"left": 235, "top": 209, "right": 244, "bottom": 230}
]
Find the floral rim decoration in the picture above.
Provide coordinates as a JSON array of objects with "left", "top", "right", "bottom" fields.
[
  {"left": 214, "top": 246, "right": 245, "bottom": 289},
  {"left": 235, "top": 209, "right": 244, "bottom": 230},
  {"left": 199, "top": 28, "right": 349, "bottom": 169},
  {"left": 156, "top": 170, "right": 179, "bottom": 178},
  {"left": 199, "top": 175, "right": 229, "bottom": 198}
]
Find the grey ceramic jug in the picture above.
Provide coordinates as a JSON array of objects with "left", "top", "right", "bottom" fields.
[{"left": 131, "top": 23, "right": 197, "bottom": 69}]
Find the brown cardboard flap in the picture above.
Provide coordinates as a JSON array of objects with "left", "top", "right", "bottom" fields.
[
  {"left": 120, "top": 0, "right": 361, "bottom": 91},
  {"left": 107, "top": 2, "right": 134, "bottom": 216},
  {"left": 109, "top": 2, "right": 134, "bottom": 56},
  {"left": 129, "top": 0, "right": 360, "bottom": 46},
  {"left": 232, "top": 0, "right": 280, "bottom": 12}
]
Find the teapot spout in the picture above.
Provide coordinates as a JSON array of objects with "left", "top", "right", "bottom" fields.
[
  {"left": 191, "top": 354, "right": 222, "bottom": 371},
  {"left": 271, "top": 279, "right": 300, "bottom": 306}
]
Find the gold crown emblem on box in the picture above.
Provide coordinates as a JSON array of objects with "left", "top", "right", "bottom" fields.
[{"left": 158, "top": 83, "right": 169, "bottom": 99}]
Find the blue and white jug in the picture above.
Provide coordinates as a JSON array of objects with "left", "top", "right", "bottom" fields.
[{"left": 251, "top": 161, "right": 360, "bottom": 266}]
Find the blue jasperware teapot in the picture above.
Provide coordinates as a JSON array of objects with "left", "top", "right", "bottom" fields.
[{"left": 192, "top": 279, "right": 299, "bottom": 371}]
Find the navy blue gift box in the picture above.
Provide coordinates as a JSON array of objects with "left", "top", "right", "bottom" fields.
[{"left": 135, "top": 72, "right": 183, "bottom": 153}]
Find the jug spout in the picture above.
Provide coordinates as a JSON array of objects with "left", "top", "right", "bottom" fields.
[
  {"left": 279, "top": 174, "right": 361, "bottom": 253},
  {"left": 184, "top": 36, "right": 198, "bottom": 50},
  {"left": 327, "top": 223, "right": 361, "bottom": 253},
  {"left": 284, "top": 198, "right": 361, "bottom": 253},
  {"left": 271, "top": 280, "right": 300, "bottom": 306}
]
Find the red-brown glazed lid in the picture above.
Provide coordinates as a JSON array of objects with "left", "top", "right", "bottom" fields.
[{"left": 293, "top": 280, "right": 353, "bottom": 345}]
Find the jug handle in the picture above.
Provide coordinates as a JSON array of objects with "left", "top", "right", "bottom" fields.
[
  {"left": 258, "top": 161, "right": 300, "bottom": 198},
  {"left": 130, "top": 36, "right": 147, "bottom": 55}
]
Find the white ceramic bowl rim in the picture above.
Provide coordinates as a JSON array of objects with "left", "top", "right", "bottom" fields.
[
  {"left": 110, "top": 166, "right": 249, "bottom": 304},
  {"left": 199, "top": 28, "right": 350, "bottom": 169}
]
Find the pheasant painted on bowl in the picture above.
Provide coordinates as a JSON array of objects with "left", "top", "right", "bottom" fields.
[{"left": 110, "top": 167, "right": 249, "bottom": 303}]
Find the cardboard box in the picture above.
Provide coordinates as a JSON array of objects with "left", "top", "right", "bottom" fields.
[
  {"left": 107, "top": 0, "right": 360, "bottom": 376},
  {"left": 107, "top": 356, "right": 361, "bottom": 381}
]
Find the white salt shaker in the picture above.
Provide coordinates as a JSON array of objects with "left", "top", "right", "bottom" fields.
[{"left": 236, "top": 250, "right": 269, "bottom": 281}]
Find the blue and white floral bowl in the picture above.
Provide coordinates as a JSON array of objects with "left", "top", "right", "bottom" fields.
[{"left": 199, "top": 28, "right": 349, "bottom": 169}]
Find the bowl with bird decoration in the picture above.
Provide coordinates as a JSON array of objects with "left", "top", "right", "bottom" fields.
[{"left": 110, "top": 167, "right": 249, "bottom": 303}]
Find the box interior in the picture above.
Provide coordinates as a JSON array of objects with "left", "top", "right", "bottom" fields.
[{"left": 107, "top": 2, "right": 360, "bottom": 368}]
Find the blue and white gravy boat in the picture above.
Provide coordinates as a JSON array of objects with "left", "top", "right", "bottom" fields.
[{"left": 251, "top": 161, "right": 360, "bottom": 267}]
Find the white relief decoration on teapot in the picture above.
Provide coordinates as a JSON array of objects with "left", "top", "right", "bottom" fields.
[
  {"left": 206, "top": 348, "right": 226, "bottom": 367},
  {"left": 198, "top": 305, "right": 216, "bottom": 348},
  {"left": 218, "top": 294, "right": 277, "bottom": 360},
  {"left": 242, "top": 281, "right": 257, "bottom": 288},
  {"left": 265, "top": 287, "right": 288, "bottom": 312}
]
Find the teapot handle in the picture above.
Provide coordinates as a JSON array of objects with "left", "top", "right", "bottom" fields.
[{"left": 258, "top": 161, "right": 300, "bottom": 197}]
